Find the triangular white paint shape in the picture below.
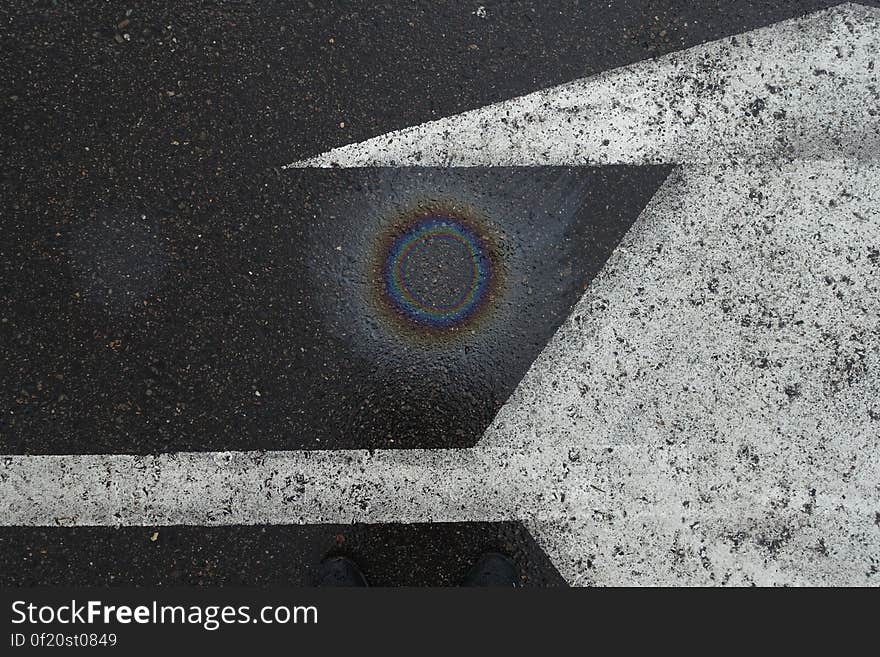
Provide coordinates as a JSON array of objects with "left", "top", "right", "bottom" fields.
[{"left": 287, "top": 3, "right": 880, "bottom": 167}]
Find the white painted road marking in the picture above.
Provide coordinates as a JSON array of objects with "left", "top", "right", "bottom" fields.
[
  {"left": 287, "top": 3, "right": 880, "bottom": 167},
  {"left": 4, "top": 4, "right": 880, "bottom": 585}
]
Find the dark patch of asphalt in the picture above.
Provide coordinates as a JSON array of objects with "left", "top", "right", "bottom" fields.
[
  {"left": 2, "top": 165, "right": 668, "bottom": 454},
  {"left": 0, "top": 523, "right": 566, "bottom": 587}
]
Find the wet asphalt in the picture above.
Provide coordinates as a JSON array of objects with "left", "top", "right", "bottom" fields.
[{"left": 2, "top": 0, "right": 872, "bottom": 586}]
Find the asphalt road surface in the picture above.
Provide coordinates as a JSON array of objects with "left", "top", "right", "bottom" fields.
[{"left": 2, "top": 1, "right": 879, "bottom": 586}]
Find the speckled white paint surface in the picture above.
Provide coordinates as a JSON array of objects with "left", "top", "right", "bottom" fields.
[{"left": 513, "top": 161, "right": 880, "bottom": 586}]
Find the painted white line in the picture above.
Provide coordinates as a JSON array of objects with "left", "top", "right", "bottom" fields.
[
  {"left": 510, "top": 159, "right": 880, "bottom": 585},
  {"left": 286, "top": 3, "right": 880, "bottom": 168},
  {"left": 4, "top": 160, "right": 880, "bottom": 584}
]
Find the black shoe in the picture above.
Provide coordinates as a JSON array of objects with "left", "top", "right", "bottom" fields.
[
  {"left": 462, "top": 552, "right": 520, "bottom": 587},
  {"left": 314, "top": 556, "right": 368, "bottom": 587}
]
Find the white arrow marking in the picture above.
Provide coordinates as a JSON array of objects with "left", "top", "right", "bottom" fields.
[
  {"left": 4, "top": 6, "right": 880, "bottom": 585},
  {"left": 4, "top": 161, "right": 879, "bottom": 584},
  {"left": 286, "top": 3, "right": 880, "bottom": 167}
]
